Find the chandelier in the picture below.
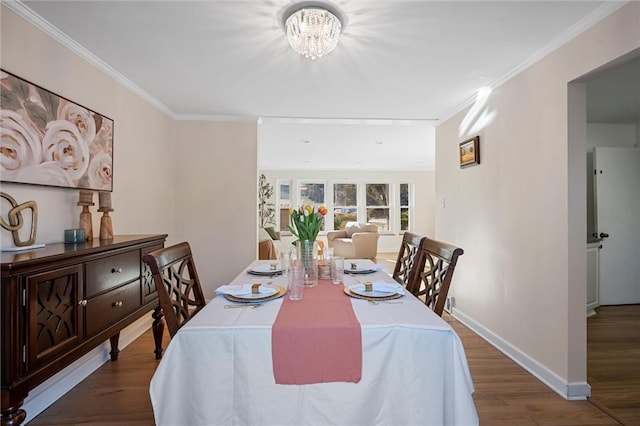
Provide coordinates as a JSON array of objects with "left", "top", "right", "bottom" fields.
[{"left": 283, "top": 4, "right": 343, "bottom": 60}]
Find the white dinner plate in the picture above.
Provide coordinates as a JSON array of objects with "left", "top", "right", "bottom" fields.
[
  {"left": 223, "top": 284, "right": 285, "bottom": 303},
  {"left": 247, "top": 266, "right": 283, "bottom": 276},
  {"left": 344, "top": 267, "right": 377, "bottom": 275},
  {"left": 343, "top": 287, "right": 402, "bottom": 301},
  {"left": 349, "top": 285, "right": 400, "bottom": 298}
]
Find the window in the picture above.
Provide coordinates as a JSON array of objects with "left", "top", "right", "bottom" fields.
[
  {"left": 277, "top": 181, "right": 291, "bottom": 232},
  {"left": 299, "top": 181, "right": 326, "bottom": 230},
  {"left": 400, "top": 183, "right": 409, "bottom": 231},
  {"left": 333, "top": 183, "right": 357, "bottom": 230},
  {"left": 299, "top": 182, "right": 325, "bottom": 205},
  {"left": 366, "top": 183, "right": 390, "bottom": 231},
  {"left": 271, "top": 179, "right": 411, "bottom": 234}
]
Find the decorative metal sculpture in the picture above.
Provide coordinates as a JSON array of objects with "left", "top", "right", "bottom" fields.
[{"left": 1, "top": 192, "right": 38, "bottom": 246}]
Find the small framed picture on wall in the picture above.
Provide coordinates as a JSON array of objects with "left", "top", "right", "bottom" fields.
[{"left": 459, "top": 136, "right": 480, "bottom": 168}]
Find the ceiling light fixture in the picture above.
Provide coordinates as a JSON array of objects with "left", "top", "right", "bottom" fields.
[{"left": 282, "top": 2, "right": 344, "bottom": 60}]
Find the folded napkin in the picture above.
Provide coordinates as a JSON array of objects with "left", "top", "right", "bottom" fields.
[
  {"left": 346, "top": 261, "right": 381, "bottom": 271},
  {"left": 249, "top": 263, "right": 282, "bottom": 273},
  {"left": 348, "top": 281, "right": 405, "bottom": 295},
  {"left": 215, "top": 283, "right": 277, "bottom": 297}
]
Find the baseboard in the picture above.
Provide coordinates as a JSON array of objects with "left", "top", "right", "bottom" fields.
[
  {"left": 22, "top": 316, "right": 154, "bottom": 423},
  {"left": 451, "top": 307, "right": 590, "bottom": 401}
]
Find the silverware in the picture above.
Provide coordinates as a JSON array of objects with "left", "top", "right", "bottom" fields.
[
  {"left": 224, "top": 303, "right": 263, "bottom": 309},
  {"left": 367, "top": 300, "right": 403, "bottom": 305}
]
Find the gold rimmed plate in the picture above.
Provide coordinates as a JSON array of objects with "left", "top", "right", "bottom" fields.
[
  {"left": 344, "top": 268, "right": 377, "bottom": 275},
  {"left": 224, "top": 285, "right": 286, "bottom": 303},
  {"left": 247, "top": 268, "right": 283, "bottom": 276},
  {"left": 343, "top": 287, "right": 403, "bottom": 301}
]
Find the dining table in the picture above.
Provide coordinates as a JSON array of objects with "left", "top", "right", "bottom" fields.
[{"left": 149, "top": 259, "right": 479, "bottom": 425}]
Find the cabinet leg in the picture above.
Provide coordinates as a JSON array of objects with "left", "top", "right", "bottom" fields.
[
  {"left": 152, "top": 306, "right": 164, "bottom": 360},
  {"left": 1, "top": 404, "right": 26, "bottom": 426},
  {"left": 109, "top": 333, "right": 120, "bottom": 361}
]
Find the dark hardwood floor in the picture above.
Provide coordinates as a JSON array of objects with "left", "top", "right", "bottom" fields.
[
  {"left": 588, "top": 304, "right": 640, "bottom": 426},
  {"left": 28, "top": 255, "right": 630, "bottom": 425}
]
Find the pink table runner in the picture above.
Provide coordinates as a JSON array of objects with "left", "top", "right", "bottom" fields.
[{"left": 272, "top": 279, "right": 362, "bottom": 384}]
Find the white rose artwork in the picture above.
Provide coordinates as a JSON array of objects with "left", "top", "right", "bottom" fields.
[{"left": 0, "top": 69, "right": 113, "bottom": 191}]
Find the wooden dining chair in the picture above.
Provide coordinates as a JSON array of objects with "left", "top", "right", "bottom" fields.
[
  {"left": 143, "top": 242, "right": 206, "bottom": 337},
  {"left": 406, "top": 238, "right": 464, "bottom": 316},
  {"left": 392, "top": 232, "right": 426, "bottom": 287}
]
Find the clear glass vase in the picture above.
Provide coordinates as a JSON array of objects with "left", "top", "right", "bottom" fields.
[{"left": 294, "top": 240, "right": 318, "bottom": 287}]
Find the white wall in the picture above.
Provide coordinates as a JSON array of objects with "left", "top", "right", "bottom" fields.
[
  {"left": 587, "top": 123, "right": 638, "bottom": 150},
  {"left": 435, "top": 2, "right": 639, "bottom": 399},
  {"left": 261, "top": 169, "right": 435, "bottom": 253}
]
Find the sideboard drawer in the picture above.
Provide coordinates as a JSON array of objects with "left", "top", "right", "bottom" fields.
[
  {"left": 85, "top": 251, "right": 140, "bottom": 297},
  {"left": 85, "top": 280, "right": 141, "bottom": 336}
]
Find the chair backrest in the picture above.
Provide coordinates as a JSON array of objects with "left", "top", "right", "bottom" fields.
[
  {"left": 142, "top": 242, "right": 206, "bottom": 337},
  {"left": 392, "top": 232, "right": 426, "bottom": 287},
  {"left": 407, "top": 238, "right": 464, "bottom": 316}
]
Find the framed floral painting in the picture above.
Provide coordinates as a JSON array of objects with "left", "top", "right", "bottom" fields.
[{"left": 0, "top": 69, "right": 113, "bottom": 191}]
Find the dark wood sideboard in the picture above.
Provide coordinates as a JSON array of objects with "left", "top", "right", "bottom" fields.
[{"left": 1, "top": 234, "right": 167, "bottom": 426}]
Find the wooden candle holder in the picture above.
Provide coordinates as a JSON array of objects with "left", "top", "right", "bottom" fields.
[
  {"left": 77, "top": 190, "right": 94, "bottom": 241},
  {"left": 97, "top": 191, "right": 114, "bottom": 240}
]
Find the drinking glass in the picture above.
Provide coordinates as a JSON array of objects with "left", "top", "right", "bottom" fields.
[
  {"left": 288, "top": 262, "right": 304, "bottom": 300},
  {"left": 279, "top": 248, "right": 290, "bottom": 277},
  {"left": 330, "top": 256, "right": 344, "bottom": 285}
]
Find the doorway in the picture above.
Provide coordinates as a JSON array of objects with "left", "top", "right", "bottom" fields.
[{"left": 573, "top": 51, "right": 640, "bottom": 423}]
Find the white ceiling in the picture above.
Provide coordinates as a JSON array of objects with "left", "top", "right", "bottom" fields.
[{"left": 13, "top": 1, "right": 629, "bottom": 170}]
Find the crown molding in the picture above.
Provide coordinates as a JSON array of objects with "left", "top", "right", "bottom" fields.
[
  {"left": 176, "top": 114, "right": 260, "bottom": 122},
  {"left": 4, "top": 0, "right": 176, "bottom": 119},
  {"left": 437, "top": 1, "right": 630, "bottom": 126},
  {"left": 174, "top": 115, "right": 438, "bottom": 125},
  {"left": 257, "top": 116, "right": 438, "bottom": 126}
]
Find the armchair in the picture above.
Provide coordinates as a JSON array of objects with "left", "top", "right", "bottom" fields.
[
  {"left": 258, "top": 227, "right": 280, "bottom": 260},
  {"left": 327, "top": 222, "right": 379, "bottom": 259}
]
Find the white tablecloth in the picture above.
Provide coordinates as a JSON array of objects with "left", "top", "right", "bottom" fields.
[{"left": 150, "top": 260, "right": 478, "bottom": 426}]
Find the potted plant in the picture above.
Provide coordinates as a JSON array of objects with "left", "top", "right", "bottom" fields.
[{"left": 258, "top": 174, "right": 275, "bottom": 228}]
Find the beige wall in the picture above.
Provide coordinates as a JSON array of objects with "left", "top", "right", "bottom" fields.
[
  {"left": 435, "top": 2, "right": 639, "bottom": 397},
  {"left": 175, "top": 120, "right": 257, "bottom": 298},
  {"left": 1, "top": 6, "right": 258, "bottom": 297},
  {"left": 261, "top": 169, "right": 435, "bottom": 252}
]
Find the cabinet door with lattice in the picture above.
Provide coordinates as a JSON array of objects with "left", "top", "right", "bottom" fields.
[{"left": 26, "top": 265, "right": 84, "bottom": 371}]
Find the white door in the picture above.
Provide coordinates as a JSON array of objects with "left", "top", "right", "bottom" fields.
[{"left": 594, "top": 147, "right": 640, "bottom": 305}]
